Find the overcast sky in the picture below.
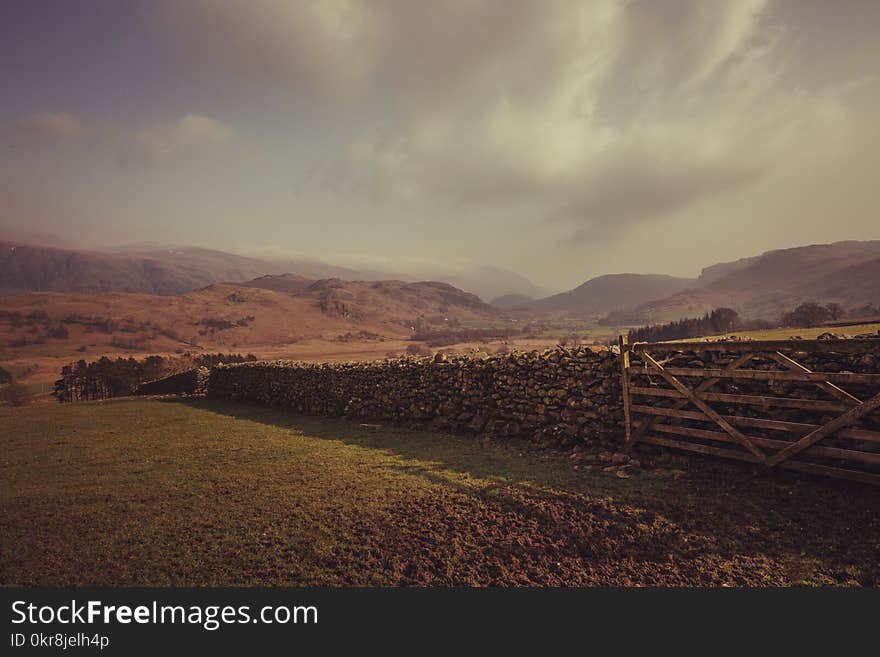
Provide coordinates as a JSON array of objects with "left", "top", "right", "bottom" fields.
[{"left": 1, "top": 0, "right": 879, "bottom": 290}]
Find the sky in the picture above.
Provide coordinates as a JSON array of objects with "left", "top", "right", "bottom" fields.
[{"left": 1, "top": 0, "right": 879, "bottom": 291}]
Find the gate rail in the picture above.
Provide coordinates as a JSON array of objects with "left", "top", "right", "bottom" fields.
[{"left": 618, "top": 336, "right": 880, "bottom": 485}]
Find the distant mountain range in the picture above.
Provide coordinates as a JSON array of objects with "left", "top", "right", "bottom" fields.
[
  {"left": 487, "top": 240, "right": 880, "bottom": 325},
  {"left": 601, "top": 241, "right": 880, "bottom": 324},
  {"left": 0, "top": 239, "right": 545, "bottom": 302},
  {"left": 3, "top": 236, "right": 880, "bottom": 327},
  {"left": 0, "top": 241, "right": 286, "bottom": 295}
]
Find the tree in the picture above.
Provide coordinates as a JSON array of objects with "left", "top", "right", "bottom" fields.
[
  {"left": 781, "top": 302, "right": 832, "bottom": 328},
  {"left": 629, "top": 307, "right": 741, "bottom": 343},
  {"left": 708, "top": 308, "right": 740, "bottom": 333},
  {"left": 825, "top": 303, "right": 845, "bottom": 321}
]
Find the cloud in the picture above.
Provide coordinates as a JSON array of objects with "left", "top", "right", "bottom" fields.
[
  {"left": 118, "top": 113, "right": 233, "bottom": 168},
  {"left": 154, "top": 0, "right": 879, "bottom": 240},
  {"left": 14, "top": 112, "right": 89, "bottom": 139}
]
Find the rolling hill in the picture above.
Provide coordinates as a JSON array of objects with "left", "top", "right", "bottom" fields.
[
  {"left": 530, "top": 274, "right": 696, "bottom": 316},
  {"left": 0, "top": 277, "right": 502, "bottom": 360},
  {"left": 239, "top": 273, "right": 315, "bottom": 294}
]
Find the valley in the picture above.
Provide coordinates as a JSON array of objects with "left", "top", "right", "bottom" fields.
[{"left": 2, "top": 237, "right": 880, "bottom": 401}]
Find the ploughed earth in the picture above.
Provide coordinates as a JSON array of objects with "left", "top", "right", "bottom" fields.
[{"left": 2, "top": 398, "right": 878, "bottom": 586}]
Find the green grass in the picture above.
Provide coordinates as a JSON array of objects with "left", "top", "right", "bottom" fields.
[{"left": 2, "top": 398, "right": 879, "bottom": 586}]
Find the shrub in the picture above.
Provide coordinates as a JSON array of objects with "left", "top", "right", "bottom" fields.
[
  {"left": 49, "top": 324, "right": 70, "bottom": 339},
  {"left": 405, "top": 343, "right": 432, "bottom": 357},
  {"left": 0, "top": 380, "right": 30, "bottom": 406}
]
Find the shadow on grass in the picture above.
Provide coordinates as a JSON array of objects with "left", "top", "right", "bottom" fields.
[
  {"left": 162, "top": 397, "right": 634, "bottom": 494},
  {"left": 160, "top": 397, "right": 880, "bottom": 584},
  {"left": 163, "top": 397, "right": 880, "bottom": 507}
]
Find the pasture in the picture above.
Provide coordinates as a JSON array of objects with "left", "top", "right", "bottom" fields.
[{"left": 2, "top": 397, "right": 879, "bottom": 586}]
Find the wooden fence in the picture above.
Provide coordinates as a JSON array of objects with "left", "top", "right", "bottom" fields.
[{"left": 618, "top": 336, "right": 880, "bottom": 485}]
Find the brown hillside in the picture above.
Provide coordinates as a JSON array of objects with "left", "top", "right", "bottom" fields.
[
  {"left": 239, "top": 273, "right": 315, "bottom": 294},
  {"left": 604, "top": 241, "right": 880, "bottom": 324},
  {"left": 531, "top": 273, "right": 696, "bottom": 316},
  {"left": 0, "top": 241, "right": 283, "bottom": 295},
  {"left": 0, "top": 278, "right": 502, "bottom": 366}
]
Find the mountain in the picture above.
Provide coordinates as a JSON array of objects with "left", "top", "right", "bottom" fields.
[
  {"left": 604, "top": 240, "right": 880, "bottom": 324},
  {"left": 0, "top": 241, "right": 287, "bottom": 296},
  {"left": 490, "top": 293, "right": 535, "bottom": 309},
  {"left": 0, "top": 239, "right": 543, "bottom": 302},
  {"left": 530, "top": 273, "right": 696, "bottom": 316},
  {"left": 428, "top": 266, "right": 550, "bottom": 303}
]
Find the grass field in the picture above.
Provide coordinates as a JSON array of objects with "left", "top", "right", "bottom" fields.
[
  {"left": 2, "top": 397, "right": 879, "bottom": 586},
  {"left": 678, "top": 322, "right": 880, "bottom": 342}
]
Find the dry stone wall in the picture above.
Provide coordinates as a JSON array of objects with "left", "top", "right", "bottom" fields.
[
  {"left": 207, "top": 347, "right": 624, "bottom": 447},
  {"left": 196, "top": 337, "right": 880, "bottom": 467},
  {"left": 135, "top": 367, "right": 210, "bottom": 397}
]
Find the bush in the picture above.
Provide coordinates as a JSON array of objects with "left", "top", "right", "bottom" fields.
[
  {"left": 0, "top": 380, "right": 30, "bottom": 406},
  {"left": 49, "top": 324, "right": 70, "bottom": 339},
  {"left": 405, "top": 343, "right": 432, "bottom": 357}
]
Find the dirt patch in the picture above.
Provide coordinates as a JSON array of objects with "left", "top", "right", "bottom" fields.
[{"left": 313, "top": 483, "right": 877, "bottom": 586}]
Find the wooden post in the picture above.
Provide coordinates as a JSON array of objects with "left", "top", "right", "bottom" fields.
[{"left": 618, "top": 335, "right": 633, "bottom": 451}]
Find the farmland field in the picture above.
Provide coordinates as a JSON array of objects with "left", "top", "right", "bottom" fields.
[
  {"left": 2, "top": 397, "right": 879, "bottom": 586},
  {"left": 675, "top": 322, "right": 880, "bottom": 343}
]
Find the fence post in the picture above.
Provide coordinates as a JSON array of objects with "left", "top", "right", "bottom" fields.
[{"left": 618, "top": 334, "right": 632, "bottom": 452}]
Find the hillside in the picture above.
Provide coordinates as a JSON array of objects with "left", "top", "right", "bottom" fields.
[
  {"left": 0, "top": 278, "right": 501, "bottom": 364},
  {"left": 605, "top": 241, "right": 880, "bottom": 324},
  {"left": 0, "top": 241, "right": 286, "bottom": 295},
  {"left": 531, "top": 274, "right": 696, "bottom": 316},
  {"left": 239, "top": 273, "right": 315, "bottom": 294},
  {"left": 490, "top": 293, "right": 535, "bottom": 309}
]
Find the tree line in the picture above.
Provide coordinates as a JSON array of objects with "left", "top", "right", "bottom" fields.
[
  {"left": 52, "top": 352, "right": 256, "bottom": 403},
  {"left": 627, "top": 300, "right": 876, "bottom": 343},
  {"left": 627, "top": 308, "right": 743, "bottom": 343}
]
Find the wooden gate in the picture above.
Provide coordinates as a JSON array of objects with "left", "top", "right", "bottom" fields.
[{"left": 618, "top": 336, "right": 880, "bottom": 485}]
